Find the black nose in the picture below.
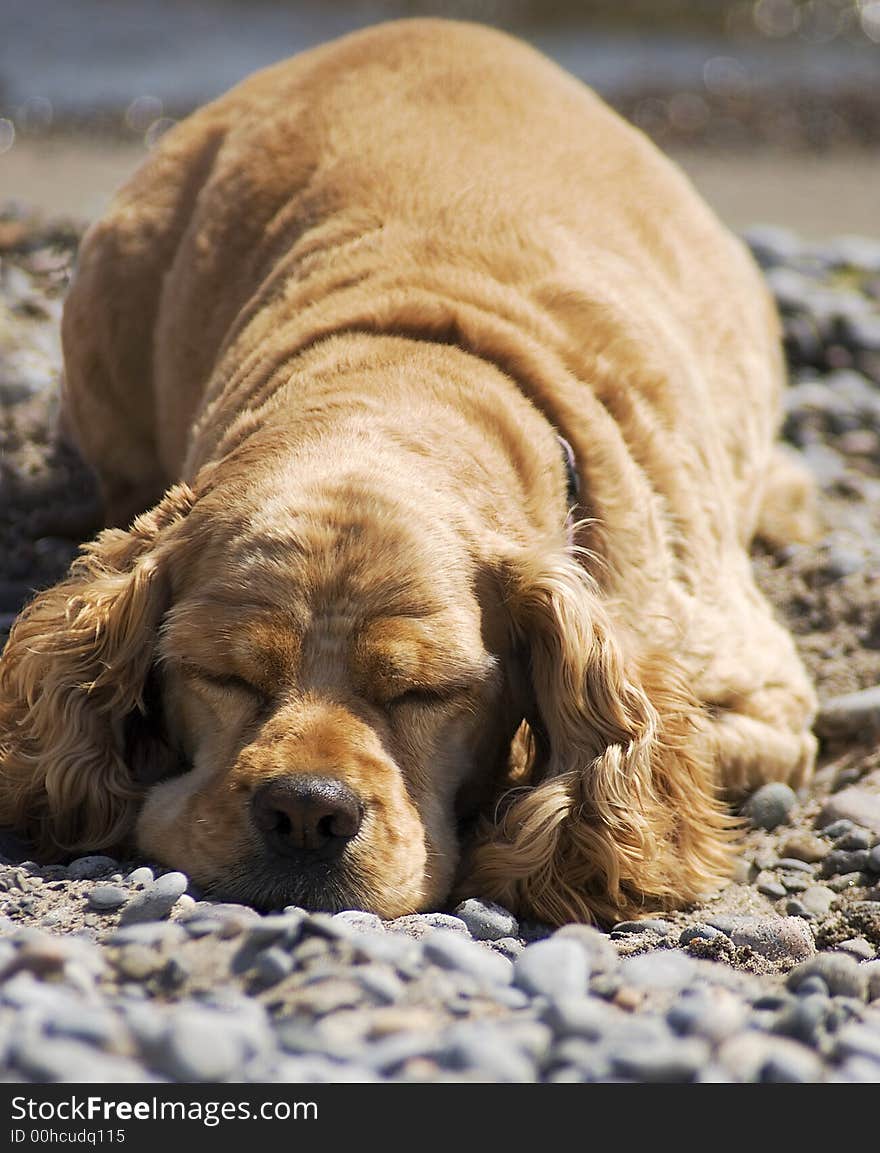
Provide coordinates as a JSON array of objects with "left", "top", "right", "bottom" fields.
[{"left": 251, "top": 775, "right": 363, "bottom": 860}]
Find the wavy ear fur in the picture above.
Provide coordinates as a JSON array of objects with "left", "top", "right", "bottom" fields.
[
  {"left": 464, "top": 543, "right": 735, "bottom": 926},
  {"left": 0, "top": 485, "right": 194, "bottom": 855}
]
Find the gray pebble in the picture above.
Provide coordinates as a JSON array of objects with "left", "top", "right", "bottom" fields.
[
  {"left": 800, "top": 885, "right": 837, "bottom": 917},
  {"left": 618, "top": 950, "right": 699, "bottom": 992},
  {"left": 242, "top": 911, "right": 306, "bottom": 950},
  {"left": 866, "top": 844, "right": 880, "bottom": 873},
  {"left": 553, "top": 924, "right": 619, "bottom": 973},
  {"left": 117, "top": 872, "right": 189, "bottom": 926},
  {"left": 126, "top": 867, "right": 155, "bottom": 886},
  {"left": 12, "top": 1033, "right": 146, "bottom": 1083},
  {"left": 437, "top": 1025, "right": 536, "bottom": 1083},
  {"left": 611, "top": 919, "right": 674, "bottom": 936},
  {"left": 743, "top": 782, "right": 798, "bottom": 830},
  {"left": 151, "top": 1009, "right": 248, "bottom": 1082},
  {"left": 679, "top": 923, "right": 725, "bottom": 945},
  {"left": 453, "top": 898, "right": 519, "bottom": 941},
  {"left": 422, "top": 929, "right": 513, "bottom": 988},
  {"left": 795, "top": 975, "right": 831, "bottom": 998},
  {"left": 541, "top": 995, "right": 615, "bottom": 1040},
  {"left": 717, "top": 1031, "right": 822, "bottom": 1083},
  {"left": 667, "top": 987, "right": 749, "bottom": 1042},
  {"left": 776, "top": 857, "right": 818, "bottom": 873},
  {"left": 108, "top": 921, "right": 186, "bottom": 949},
  {"left": 835, "top": 937, "right": 876, "bottom": 962},
  {"left": 87, "top": 885, "right": 130, "bottom": 912},
  {"left": 332, "top": 910, "right": 386, "bottom": 934},
  {"left": 65, "top": 855, "right": 118, "bottom": 881},
  {"left": 253, "top": 947, "right": 294, "bottom": 986},
  {"left": 816, "top": 784, "right": 880, "bottom": 839},
  {"left": 610, "top": 1036, "right": 710, "bottom": 1083},
  {"left": 485, "top": 936, "right": 523, "bottom": 961},
  {"left": 833, "top": 1022, "right": 880, "bottom": 1064},
  {"left": 816, "top": 688, "right": 880, "bottom": 744},
  {"left": 513, "top": 938, "right": 589, "bottom": 999},
  {"left": 353, "top": 964, "right": 406, "bottom": 1005},
  {"left": 756, "top": 873, "right": 788, "bottom": 899},
  {"left": 821, "top": 849, "right": 870, "bottom": 877},
  {"left": 863, "top": 961, "right": 880, "bottom": 1002},
  {"left": 729, "top": 916, "right": 816, "bottom": 963},
  {"left": 787, "top": 953, "right": 868, "bottom": 1000},
  {"left": 386, "top": 913, "right": 470, "bottom": 938}
]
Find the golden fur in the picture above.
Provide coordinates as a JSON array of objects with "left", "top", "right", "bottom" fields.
[{"left": 0, "top": 20, "right": 818, "bottom": 923}]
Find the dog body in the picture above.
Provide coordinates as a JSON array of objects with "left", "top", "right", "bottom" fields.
[{"left": 0, "top": 20, "right": 817, "bottom": 923}]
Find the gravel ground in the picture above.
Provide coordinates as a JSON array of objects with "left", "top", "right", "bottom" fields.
[{"left": 1, "top": 207, "right": 880, "bottom": 1084}]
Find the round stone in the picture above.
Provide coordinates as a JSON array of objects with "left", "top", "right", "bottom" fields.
[
  {"left": 679, "top": 924, "right": 724, "bottom": 946},
  {"left": 729, "top": 917, "right": 815, "bottom": 963},
  {"left": 452, "top": 898, "right": 519, "bottom": 942},
  {"left": 422, "top": 930, "right": 513, "bottom": 988},
  {"left": 553, "top": 924, "right": 619, "bottom": 974},
  {"left": 778, "top": 833, "right": 829, "bottom": 864},
  {"left": 799, "top": 885, "right": 837, "bottom": 918},
  {"left": 118, "top": 873, "right": 188, "bottom": 926},
  {"left": 126, "top": 867, "right": 155, "bottom": 886},
  {"left": 152, "top": 1010, "right": 247, "bottom": 1081},
  {"left": 743, "top": 783, "right": 798, "bottom": 831},
  {"left": 66, "top": 855, "right": 118, "bottom": 881},
  {"left": 513, "top": 939, "right": 590, "bottom": 999},
  {"left": 610, "top": 1036, "right": 710, "bottom": 1082},
  {"left": 617, "top": 950, "right": 699, "bottom": 992},
  {"left": 253, "top": 947, "right": 294, "bottom": 986},
  {"left": 787, "top": 953, "right": 868, "bottom": 1000},
  {"left": 87, "top": 885, "right": 129, "bottom": 912}
]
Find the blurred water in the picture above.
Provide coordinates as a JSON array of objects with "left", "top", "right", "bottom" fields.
[{"left": 1, "top": 0, "right": 878, "bottom": 118}]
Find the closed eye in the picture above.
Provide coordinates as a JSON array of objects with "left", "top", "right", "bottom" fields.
[
  {"left": 389, "top": 683, "right": 473, "bottom": 708},
  {"left": 181, "top": 665, "right": 270, "bottom": 709}
]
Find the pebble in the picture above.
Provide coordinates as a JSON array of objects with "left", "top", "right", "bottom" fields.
[
  {"left": 821, "top": 849, "right": 870, "bottom": 877},
  {"left": 151, "top": 1009, "right": 250, "bottom": 1082},
  {"left": 126, "top": 867, "right": 155, "bottom": 887},
  {"left": 819, "top": 787, "right": 880, "bottom": 838},
  {"left": 422, "top": 929, "right": 513, "bottom": 988},
  {"left": 333, "top": 910, "right": 386, "bottom": 935},
  {"left": 617, "top": 950, "right": 699, "bottom": 991},
  {"left": 117, "top": 872, "right": 189, "bottom": 926},
  {"left": 387, "top": 913, "right": 470, "bottom": 938},
  {"left": 799, "top": 885, "right": 837, "bottom": 917},
  {"left": 816, "top": 687, "right": 880, "bottom": 743},
  {"left": 717, "top": 1031, "right": 823, "bottom": 1082},
  {"left": 513, "top": 939, "right": 590, "bottom": 999},
  {"left": 743, "top": 782, "right": 798, "bottom": 830},
  {"left": 835, "top": 937, "right": 876, "bottom": 962},
  {"left": 727, "top": 917, "right": 816, "bottom": 963},
  {"left": 453, "top": 898, "right": 519, "bottom": 941},
  {"left": 679, "top": 924, "right": 724, "bottom": 945},
  {"left": 86, "top": 885, "right": 129, "bottom": 913},
  {"left": 65, "top": 856, "right": 119, "bottom": 881},
  {"left": 553, "top": 924, "right": 619, "bottom": 973},
  {"left": 787, "top": 953, "right": 868, "bottom": 1000},
  {"left": 666, "top": 987, "right": 749, "bottom": 1042},
  {"left": 610, "top": 1035, "right": 710, "bottom": 1083}
]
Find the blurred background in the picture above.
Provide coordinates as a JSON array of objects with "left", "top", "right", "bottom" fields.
[{"left": 0, "top": 0, "right": 878, "bottom": 235}]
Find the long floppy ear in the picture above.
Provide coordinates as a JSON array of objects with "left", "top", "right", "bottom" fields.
[
  {"left": 463, "top": 544, "right": 735, "bottom": 926},
  {"left": 0, "top": 485, "right": 194, "bottom": 855}
]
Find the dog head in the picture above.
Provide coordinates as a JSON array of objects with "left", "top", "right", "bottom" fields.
[{"left": 0, "top": 434, "right": 731, "bottom": 922}]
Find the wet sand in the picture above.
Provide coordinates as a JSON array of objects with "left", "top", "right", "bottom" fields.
[{"left": 2, "top": 138, "right": 880, "bottom": 240}]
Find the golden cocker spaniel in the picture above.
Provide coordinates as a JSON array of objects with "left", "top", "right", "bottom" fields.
[{"left": 0, "top": 20, "right": 818, "bottom": 925}]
